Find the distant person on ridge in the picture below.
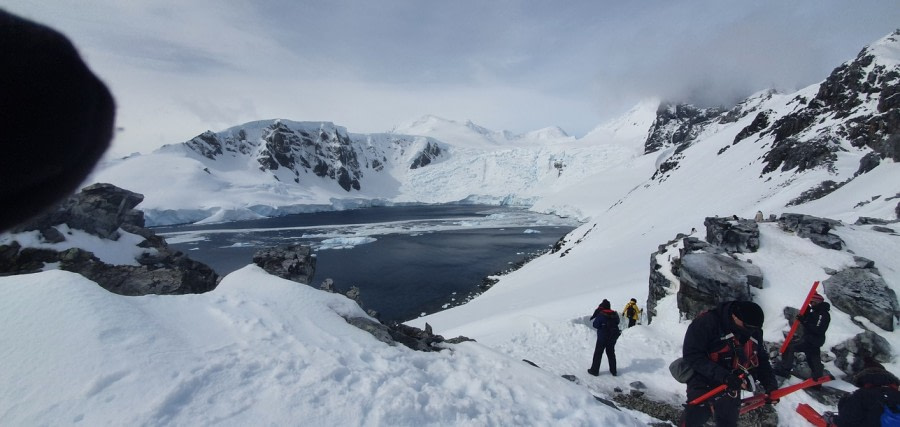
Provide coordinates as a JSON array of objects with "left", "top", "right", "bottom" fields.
[
  {"left": 774, "top": 292, "right": 830, "bottom": 381},
  {"left": 755, "top": 211, "right": 764, "bottom": 222},
  {"left": 680, "top": 301, "right": 778, "bottom": 427},
  {"left": 622, "top": 298, "right": 642, "bottom": 328},
  {"left": 588, "top": 299, "right": 620, "bottom": 377}
]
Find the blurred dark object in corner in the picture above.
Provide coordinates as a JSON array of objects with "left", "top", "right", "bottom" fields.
[{"left": 0, "top": 9, "right": 115, "bottom": 232}]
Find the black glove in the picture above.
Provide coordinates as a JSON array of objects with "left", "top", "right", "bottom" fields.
[{"left": 725, "top": 374, "right": 745, "bottom": 391}]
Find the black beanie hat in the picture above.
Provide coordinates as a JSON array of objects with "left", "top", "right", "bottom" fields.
[
  {"left": 600, "top": 299, "right": 611, "bottom": 309},
  {"left": 732, "top": 301, "right": 764, "bottom": 328}
]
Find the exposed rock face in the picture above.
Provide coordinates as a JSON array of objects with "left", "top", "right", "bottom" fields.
[
  {"left": 831, "top": 331, "right": 893, "bottom": 377},
  {"left": 703, "top": 217, "right": 759, "bottom": 253},
  {"left": 677, "top": 252, "right": 762, "bottom": 319},
  {"left": 14, "top": 183, "right": 145, "bottom": 240},
  {"left": 646, "top": 231, "right": 762, "bottom": 323},
  {"left": 410, "top": 141, "right": 442, "bottom": 169},
  {"left": 759, "top": 30, "right": 900, "bottom": 172},
  {"left": 778, "top": 213, "right": 844, "bottom": 250},
  {"left": 1, "top": 183, "right": 219, "bottom": 295},
  {"left": 732, "top": 110, "right": 771, "bottom": 144},
  {"left": 252, "top": 245, "right": 316, "bottom": 285},
  {"left": 644, "top": 103, "right": 724, "bottom": 154},
  {"left": 180, "top": 119, "right": 445, "bottom": 194},
  {"left": 823, "top": 266, "right": 899, "bottom": 331}
]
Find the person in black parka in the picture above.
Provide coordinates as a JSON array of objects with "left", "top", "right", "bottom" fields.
[
  {"left": 774, "top": 292, "right": 830, "bottom": 380},
  {"left": 588, "top": 299, "right": 620, "bottom": 376},
  {"left": 680, "top": 301, "right": 778, "bottom": 427},
  {"left": 834, "top": 359, "right": 900, "bottom": 427}
]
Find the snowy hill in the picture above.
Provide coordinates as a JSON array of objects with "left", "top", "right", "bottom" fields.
[{"left": 1, "top": 29, "right": 899, "bottom": 426}]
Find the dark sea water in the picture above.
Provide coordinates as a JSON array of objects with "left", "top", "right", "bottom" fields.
[{"left": 155, "top": 205, "right": 578, "bottom": 322}]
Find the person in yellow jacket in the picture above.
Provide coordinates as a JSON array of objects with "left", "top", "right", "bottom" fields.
[{"left": 622, "top": 298, "right": 642, "bottom": 328}]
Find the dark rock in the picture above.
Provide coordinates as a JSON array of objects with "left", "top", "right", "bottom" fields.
[
  {"left": 824, "top": 267, "right": 899, "bottom": 331},
  {"left": 252, "top": 245, "right": 316, "bottom": 285},
  {"left": 855, "top": 217, "right": 890, "bottom": 225},
  {"left": 14, "top": 183, "right": 145, "bottom": 240},
  {"left": 1, "top": 184, "right": 220, "bottom": 295},
  {"left": 522, "top": 359, "right": 540, "bottom": 368},
  {"left": 561, "top": 374, "right": 578, "bottom": 383},
  {"left": 873, "top": 226, "right": 896, "bottom": 233},
  {"left": 677, "top": 252, "right": 762, "bottom": 319},
  {"left": 647, "top": 252, "right": 672, "bottom": 324},
  {"left": 786, "top": 180, "right": 848, "bottom": 207},
  {"left": 855, "top": 151, "right": 882, "bottom": 176},
  {"left": 761, "top": 136, "right": 839, "bottom": 174},
  {"left": 778, "top": 213, "right": 844, "bottom": 250},
  {"left": 58, "top": 248, "right": 218, "bottom": 295},
  {"left": 410, "top": 141, "right": 442, "bottom": 169},
  {"left": 831, "top": 331, "right": 893, "bottom": 377},
  {"left": 853, "top": 256, "right": 876, "bottom": 269},
  {"left": 644, "top": 103, "right": 723, "bottom": 154},
  {"left": 347, "top": 317, "right": 394, "bottom": 345},
  {"left": 733, "top": 110, "right": 770, "bottom": 144},
  {"left": 611, "top": 393, "right": 682, "bottom": 425},
  {"left": 703, "top": 217, "right": 759, "bottom": 253}
]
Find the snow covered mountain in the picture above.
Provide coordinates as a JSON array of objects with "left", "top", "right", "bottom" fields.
[
  {"left": 2, "top": 29, "right": 899, "bottom": 426},
  {"left": 88, "top": 32, "right": 898, "bottom": 227}
]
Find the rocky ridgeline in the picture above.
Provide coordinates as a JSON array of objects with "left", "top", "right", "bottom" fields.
[
  {"left": 250, "top": 244, "right": 473, "bottom": 352},
  {"left": 648, "top": 213, "right": 899, "bottom": 381},
  {"left": 0, "top": 183, "right": 218, "bottom": 295}
]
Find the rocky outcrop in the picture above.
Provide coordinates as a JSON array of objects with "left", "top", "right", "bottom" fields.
[
  {"left": 410, "top": 141, "right": 442, "bottom": 169},
  {"left": 703, "top": 217, "right": 759, "bottom": 253},
  {"left": 180, "top": 120, "right": 446, "bottom": 195},
  {"left": 646, "top": 224, "right": 763, "bottom": 322},
  {"left": 831, "top": 331, "right": 894, "bottom": 377},
  {"left": 644, "top": 103, "right": 723, "bottom": 154},
  {"left": 14, "top": 183, "right": 145, "bottom": 240},
  {"left": 677, "top": 252, "right": 762, "bottom": 319},
  {"left": 823, "top": 264, "right": 899, "bottom": 331},
  {"left": 778, "top": 213, "right": 844, "bottom": 250},
  {"left": 0, "top": 183, "right": 219, "bottom": 295},
  {"left": 252, "top": 245, "right": 316, "bottom": 285}
]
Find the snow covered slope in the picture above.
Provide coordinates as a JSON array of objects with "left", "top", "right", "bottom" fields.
[{"left": 2, "top": 28, "right": 899, "bottom": 427}]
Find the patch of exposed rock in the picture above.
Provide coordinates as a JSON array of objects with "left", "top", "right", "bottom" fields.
[
  {"left": 778, "top": 213, "right": 844, "bottom": 250},
  {"left": 252, "top": 245, "right": 316, "bottom": 285},
  {"left": 823, "top": 262, "right": 899, "bottom": 331},
  {"left": 0, "top": 183, "right": 219, "bottom": 295}
]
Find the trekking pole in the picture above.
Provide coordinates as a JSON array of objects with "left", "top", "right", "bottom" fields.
[{"left": 780, "top": 281, "right": 820, "bottom": 354}]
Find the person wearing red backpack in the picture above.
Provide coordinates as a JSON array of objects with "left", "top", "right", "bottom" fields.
[
  {"left": 587, "top": 299, "right": 621, "bottom": 377},
  {"left": 680, "top": 301, "right": 779, "bottom": 427}
]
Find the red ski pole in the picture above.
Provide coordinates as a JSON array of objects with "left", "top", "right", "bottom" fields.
[{"left": 780, "top": 281, "right": 820, "bottom": 354}]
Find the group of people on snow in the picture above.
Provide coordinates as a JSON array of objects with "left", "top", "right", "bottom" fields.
[
  {"left": 587, "top": 299, "right": 642, "bottom": 377},
  {"left": 587, "top": 292, "right": 899, "bottom": 427}
]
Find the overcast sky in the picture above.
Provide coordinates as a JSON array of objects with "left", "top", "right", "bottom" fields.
[{"left": 5, "top": 1, "right": 900, "bottom": 155}]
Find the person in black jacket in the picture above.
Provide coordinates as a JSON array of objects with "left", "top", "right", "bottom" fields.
[
  {"left": 774, "top": 292, "right": 831, "bottom": 380},
  {"left": 680, "top": 301, "right": 778, "bottom": 427},
  {"left": 833, "top": 359, "right": 900, "bottom": 427},
  {"left": 588, "top": 299, "right": 620, "bottom": 376}
]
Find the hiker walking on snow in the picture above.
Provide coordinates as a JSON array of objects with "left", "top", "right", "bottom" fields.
[
  {"left": 588, "top": 299, "right": 620, "bottom": 377},
  {"left": 622, "top": 298, "right": 642, "bottom": 328},
  {"left": 680, "top": 301, "right": 778, "bottom": 427},
  {"left": 774, "top": 292, "right": 830, "bottom": 381}
]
